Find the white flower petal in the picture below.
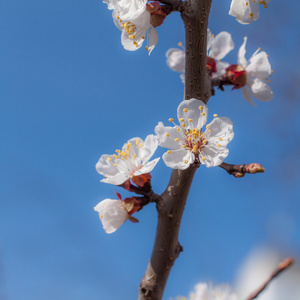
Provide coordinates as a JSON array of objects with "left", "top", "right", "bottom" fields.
[
  {"left": 200, "top": 145, "right": 229, "bottom": 168},
  {"left": 114, "top": 0, "right": 147, "bottom": 20},
  {"left": 238, "top": 37, "right": 248, "bottom": 68},
  {"left": 242, "top": 86, "right": 256, "bottom": 106},
  {"left": 154, "top": 122, "right": 184, "bottom": 150},
  {"left": 134, "top": 157, "right": 160, "bottom": 175},
  {"left": 96, "top": 154, "right": 119, "bottom": 177},
  {"left": 166, "top": 48, "right": 185, "bottom": 73},
  {"left": 205, "top": 117, "right": 234, "bottom": 145},
  {"left": 177, "top": 99, "right": 208, "bottom": 130},
  {"left": 248, "top": 78, "right": 273, "bottom": 102},
  {"left": 246, "top": 51, "right": 271, "bottom": 80},
  {"left": 207, "top": 28, "right": 214, "bottom": 52},
  {"left": 214, "top": 60, "right": 229, "bottom": 77},
  {"left": 101, "top": 173, "right": 129, "bottom": 185},
  {"left": 180, "top": 73, "right": 185, "bottom": 84},
  {"left": 139, "top": 134, "right": 158, "bottom": 163},
  {"left": 209, "top": 31, "right": 234, "bottom": 60},
  {"left": 94, "top": 199, "right": 128, "bottom": 234},
  {"left": 229, "top": 0, "right": 260, "bottom": 24},
  {"left": 162, "top": 149, "right": 194, "bottom": 170},
  {"left": 148, "top": 27, "right": 158, "bottom": 55}
]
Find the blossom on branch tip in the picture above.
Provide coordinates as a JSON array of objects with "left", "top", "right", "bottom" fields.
[
  {"left": 225, "top": 37, "right": 273, "bottom": 106},
  {"left": 96, "top": 135, "right": 159, "bottom": 186},
  {"left": 229, "top": 0, "right": 271, "bottom": 24},
  {"left": 94, "top": 192, "right": 140, "bottom": 234},
  {"left": 154, "top": 99, "right": 234, "bottom": 170}
]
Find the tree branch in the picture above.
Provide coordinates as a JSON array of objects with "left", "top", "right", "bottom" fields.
[
  {"left": 219, "top": 162, "right": 265, "bottom": 178},
  {"left": 138, "top": 164, "right": 198, "bottom": 300},
  {"left": 138, "top": 1, "right": 213, "bottom": 299},
  {"left": 246, "top": 257, "right": 294, "bottom": 300}
]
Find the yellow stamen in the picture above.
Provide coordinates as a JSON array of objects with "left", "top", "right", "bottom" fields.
[
  {"left": 180, "top": 118, "right": 184, "bottom": 122},
  {"left": 201, "top": 112, "right": 206, "bottom": 116},
  {"left": 167, "top": 150, "right": 172, "bottom": 154},
  {"left": 175, "top": 138, "right": 179, "bottom": 142},
  {"left": 169, "top": 118, "right": 174, "bottom": 122},
  {"left": 199, "top": 106, "right": 203, "bottom": 111},
  {"left": 184, "top": 160, "right": 188, "bottom": 164},
  {"left": 166, "top": 133, "right": 170, "bottom": 137},
  {"left": 217, "top": 144, "right": 221, "bottom": 148},
  {"left": 100, "top": 214, "right": 104, "bottom": 219},
  {"left": 213, "top": 114, "right": 218, "bottom": 117},
  {"left": 202, "top": 157, "right": 206, "bottom": 161},
  {"left": 177, "top": 127, "right": 180, "bottom": 132},
  {"left": 107, "top": 157, "right": 112, "bottom": 161},
  {"left": 218, "top": 137, "right": 223, "bottom": 141},
  {"left": 183, "top": 108, "right": 188, "bottom": 112},
  {"left": 178, "top": 42, "right": 183, "bottom": 47},
  {"left": 188, "top": 118, "right": 193, "bottom": 122}
]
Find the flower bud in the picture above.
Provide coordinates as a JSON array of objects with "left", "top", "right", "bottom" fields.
[
  {"left": 245, "top": 163, "right": 265, "bottom": 174},
  {"left": 234, "top": 172, "right": 245, "bottom": 178}
]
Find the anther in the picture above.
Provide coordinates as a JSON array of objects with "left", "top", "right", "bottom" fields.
[
  {"left": 166, "top": 133, "right": 170, "bottom": 137},
  {"left": 174, "top": 138, "right": 179, "bottom": 142},
  {"left": 218, "top": 137, "right": 223, "bottom": 141},
  {"left": 169, "top": 118, "right": 174, "bottom": 122},
  {"left": 167, "top": 150, "right": 172, "bottom": 154},
  {"left": 188, "top": 118, "right": 193, "bottom": 122},
  {"left": 213, "top": 114, "right": 218, "bottom": 117},
  {"left": 183, "top": 108, "right": 188, "bottom": 112},
  {"left": 199, "top": 106, "right": 203, "bottom": 110}
]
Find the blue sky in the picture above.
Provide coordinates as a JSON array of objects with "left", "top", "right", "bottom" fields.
[{"left": 0, "top": 1, "right": 300, "bottom": 299}]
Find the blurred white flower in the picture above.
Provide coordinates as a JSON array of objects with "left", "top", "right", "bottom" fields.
[
  {"left": 234, "top": 247, "right": 300, "bottom": 300},
  {"left": 166, "top": 29, "right": 234, "bottom": 82},
  {"left": 155, "top": 99, "right": 234, "bottom": 170},
  {"left": 174, "top": 282, "right": 237, "bottom": 300},
  {"left": 229, "top": 0, "right": 271, "bottom": 24},
  {"left": 96, "top": 135, "right": 159, "bottom": 186},
  {"left": 226, "top": 37, "right": 273, "bottom": 106}
]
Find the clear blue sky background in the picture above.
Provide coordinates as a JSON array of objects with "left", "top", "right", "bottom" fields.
[{"left": 0, "top": 1, "right": 300, "bottom": 299}]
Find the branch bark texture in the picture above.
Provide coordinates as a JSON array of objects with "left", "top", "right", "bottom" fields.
[{"left": 138, "top": 1, "right": 212, "bottom": 299}]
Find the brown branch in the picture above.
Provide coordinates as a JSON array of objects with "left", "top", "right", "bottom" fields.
[
  {"left": 219, "top": 162, "right": 265, "bottom": 178},
  {"left": 138, "top": 1, "right": 213, "bottom": 299},
  {"left": 159, "top": 0, "right": 184, "bottom": 12},
  {"left": 138, "top": 164, "right": 198, "bottom": 300},
  {"left": 246, "top": 257, "right": 294, "bottom": 300},
  {"left": 182, "top": 0, "right": 213, "bottom": 102}
]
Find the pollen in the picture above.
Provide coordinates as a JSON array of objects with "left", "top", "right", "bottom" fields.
[
  {"left": 245, "top": 2, "right": 248, "bottom": 5},
  {"left": 218, "top": 137, "right": 223, "bottom": 141},
  {"left": 180, "top": 118, "right": 184, "bottom": 122},
  {"left": 114, "top": 163, "right": 117, "bottom": 166},
  {"left": 175, "top": 138, "right": 179, "bottom": 142},
  {"left": 177, "top": 127, "right": 180, "bottom": 132},
  {"left": 184, "top": 160, "right": 188, "bottom": 164},
  {"left": 169, "top": 118, "right": 174, "bottom": 122},
  {"left": 178, "top": 42, "right": 183, "bottom": 47},
  {"left": 137, "top": 143, "right": 143, "bottom": 149},
  {"left": 213, "top": 114, "right": 218, "bottom": 117},
  {"left": 182, "top": 145, "right": 187, "bottom": 148},
  {"left": 133, "top": 155, "right": 137, "bottom": 158},
  {"left": 167, "top": 150, "right": 172, "bottom": 154},
  {"left": 166, "top": 133, "right": 170, "bottom": 137},
  {"left": 145, "top": 46, "right": 149, "bottom": 51},
  {"left": 202, "top": 157, "right": 206, "bottom": 161},
  {"left": 249, "top": 12, "right": 254, "bottom": 19},
  {"left": 107, "top": 157, "right": 112, "bottom": 161},
  {"left": 182, "top": 123, "right": 186, "bottom": 128},
  {"left": 188, "top": 118, "right": 193, "bottom": 122},
  {"left": 136, "top": 139, "right": 140, "bottom": 145},
  {"left": 199, "top": 106, "right": 203, "bottom": 111},
  {"left": 183, "top": 108, "right": 188, "bottom": 112},
  {"left": 208, "top": 129, "right": 212, "bottom": 133},
  {"left": 100, "top": 214, "right": 104, "bottom": 219},
  {"left": 142, "top": 36, "right": 145, "bottom": 40},
  {"left": 201, "top": 112, "right": 206, "bottom": 116},
  {"left": 217, "top": 143, "right": 221, "bottom": 148}
]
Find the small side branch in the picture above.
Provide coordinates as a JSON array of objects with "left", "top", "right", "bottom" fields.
[
  {"left": 219, "top": 162, "right": 265, "bottom": 178},
  {"left": 246, "top": 258, "right": 294, "bottom": 300}
]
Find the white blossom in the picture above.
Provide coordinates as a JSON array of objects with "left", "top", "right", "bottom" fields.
[
  {"left": 104, "top": 0, "right": 147, "bottom": 20},
  {"left": 113, "top": 10, "right": 158, "bottom": 54},
  {"left": 96, "top": 134, "right": 159, "bottom": 186},
  {"left": 237, "top": 37, "right": 273, "bottom": 106},
  {"left": 94, "top": 198, "right": 129, "bottom": 234},
  {"left": 155, "top": 99, "right": 234, "bottom": 170},
  {"left": 189, "top": 282, "right": 238, "bottom": 300},
  {"left": 166, "top": 30, "right": 234, "bottom": 81},
  {"left": 229, "top": 0, "right": 271, "bottom": 24}
]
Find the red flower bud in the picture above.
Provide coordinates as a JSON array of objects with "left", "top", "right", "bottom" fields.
[
  {"left": 245, "top": 163, "right": 265, "bottom": 174},
  {"left": 225, "top": 64, "right": 247, "bottom": 89}
]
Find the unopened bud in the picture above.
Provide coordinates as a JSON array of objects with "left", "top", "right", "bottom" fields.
[
  {"left": 234, "top": 172, "right": 245, "bottom": 178},
  {"left": 245, "top": 163, "right": 265, "bottom": 174}
]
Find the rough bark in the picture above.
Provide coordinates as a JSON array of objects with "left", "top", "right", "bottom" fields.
[{"left": 138, "top": 1, "right": 212, "bottom": 299}]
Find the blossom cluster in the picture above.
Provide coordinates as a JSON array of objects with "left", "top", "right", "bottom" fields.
[
  {"left": 166, "top": 31, "right": 273, "bottom": 106},
  {"left": 94, "top": 100, "right": 234, "bottom": 233}
]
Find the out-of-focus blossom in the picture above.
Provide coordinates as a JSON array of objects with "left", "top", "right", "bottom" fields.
[
  {"left": 229, "top": 0, "right": 271, "bottom": 24},
  {"left": 155, "top": 99, "right": 234, "bottom": 170},
  {"left": 96, "top": 135, "right": 159, "bottom": 186},
  {"left": 174, "top": 282, "right": 237, "bottom": 300},
  {"left": 225, "top": 37, "right": 273, "bottom": 106},
  {"left": 166, "top": 29, "right": 234, "bottom": 82}
]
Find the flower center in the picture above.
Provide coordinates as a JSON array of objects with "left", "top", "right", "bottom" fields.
[{"left": 184, "top": 128, "right": 207, "bottom": 154}]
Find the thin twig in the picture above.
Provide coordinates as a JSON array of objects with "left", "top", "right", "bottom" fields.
[
  {"left": 246, "top": 257, "right": 294, "bottom": 300},
  {"left": 219, "top": 162, "right": 265, "bottom": 178}
]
